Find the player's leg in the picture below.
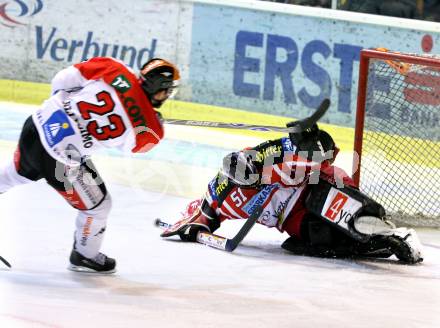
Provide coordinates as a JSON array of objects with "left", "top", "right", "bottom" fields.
[
  {"left": 282, "top": 213, "right": 360, "bottom": 258},
  {"left": 282, "top": 211, "right": 422, "bottom": 263},
  {"left": 43, "top": 156, "right": 115, "bottom": 273},
  {"left": 0, "top": 155, "right": 33, "bottom": 193},
  {"left": 353, "top": 217, "right": 423, "bottom": 263},
  {"left": 281, "top": 198, "right": 390, "bottom": 259},
  {"left": 291, "top": 177, "right": 424, "bottom": 263}
]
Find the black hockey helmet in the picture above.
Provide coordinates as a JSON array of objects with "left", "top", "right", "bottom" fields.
[
  {"left": 317, "top": 129, "right": 335, "bottom": 153},
  {"left": 316, "top": 128, "right": 339, "bottom": 162},
  {"left": 139, "top": 58, "right": 180, "bottom": 108}
]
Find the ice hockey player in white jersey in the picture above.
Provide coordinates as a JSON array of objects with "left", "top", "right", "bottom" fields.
[{"left": 0, "top": 57, "right": 180, "bottom": 273}]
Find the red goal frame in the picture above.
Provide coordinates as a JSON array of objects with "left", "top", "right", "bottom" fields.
[{"left": 352, "top": 48, "right": 440, "bottom": 187}]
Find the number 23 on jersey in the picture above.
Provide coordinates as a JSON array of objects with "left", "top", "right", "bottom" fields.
[{"left": 77, "top": 91, "right": 126, "bottom": 141}]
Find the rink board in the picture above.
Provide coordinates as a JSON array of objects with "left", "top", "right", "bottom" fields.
[{"left": 1, "top": 99, "right": 439, "bottom": 227}]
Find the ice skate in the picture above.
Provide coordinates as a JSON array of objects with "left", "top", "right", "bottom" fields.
[
  {"left": 68, "top": 249, "right": 116, "bottom": 274},
  {"left": 384, "top": 228, "right": 424, "bottom": 264},
  {"left": 355, "top": 228, "right": 423, "bottom": 264}
]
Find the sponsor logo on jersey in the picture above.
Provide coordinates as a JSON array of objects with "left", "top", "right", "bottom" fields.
[
  {"left": 215, "top": 175, "right": 229, "bottom": 196},
  {"left": 272, "top": 189, "right": 296, "bottom": 222},
  {"left": 63, "top": 101, "right": 93, "bottom": 149},
  {"left": 243, "top": 184, "right": 277, "bottom": 216},
  {"left": 324, "top": 191, "right": 348, "bottom": 221},
  {"left": 42, "top": 110, "right": 75, "bottom": 147},
  {"left": 281, "top": 137, "right": 296, "bottom": 152},
  {"left": 111, "top": 74, "right": 132, "bottom": 93},
  {"left": 255, "top": 145, "right": 282, "bottom": 163},
  {"left": 322, "top": 188, "right": 362, "bottom": 227},
  {"left": 122, "top": 97, "right": 148, "bottom": 131},
  {"left": 208, "top": 177, "right": 219, "bottom": 201}
]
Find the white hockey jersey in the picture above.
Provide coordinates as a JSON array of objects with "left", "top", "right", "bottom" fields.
[{"left": 32, "top": 57, "right": 164, "bottom": 165}]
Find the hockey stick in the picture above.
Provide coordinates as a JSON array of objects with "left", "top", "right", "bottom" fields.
[
  {"left": 286, "top": 98, "right": 330, "bottom": 132},
  {"left": 0, "top": 255, "right": 11, "bottom": 268},
  {"left": 164, "top": 119, "right": 291, "bottom": 132},
  {"left": 155, "top": 204, "right": 263, "bottom": 252},
  {"left": 156, "top": 219, "right": 231, "bottom": 251},
  {"left": 164, "top": 98, "right": 330, "bottom": 133}
]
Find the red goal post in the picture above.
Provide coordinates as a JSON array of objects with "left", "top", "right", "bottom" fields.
[{"left": 353, "top": 48, "right": 440, "bottom": 224}]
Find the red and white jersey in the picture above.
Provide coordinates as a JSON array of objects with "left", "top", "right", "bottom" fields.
[
  {"left": 197, "top": 138, "right": 354, "bottom": 236},
  {"left": 180, "top": 155, "right": 356, "bottom": 239},
  {"left": 32, "top": 57, "right": 164, "bottom": 165},
  {"left": 216, "top": 183, "right": 306, "bottom": 230}
]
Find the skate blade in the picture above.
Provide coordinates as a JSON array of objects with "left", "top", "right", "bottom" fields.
[{"left": 68, "top": 264, "right": 116, "bottom": 274}]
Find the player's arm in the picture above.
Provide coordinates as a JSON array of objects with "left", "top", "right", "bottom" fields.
[
  {"left": 178, "top": 198, "right": 222, "bottom": 242},
  {"left": 50, "top": 65, "right": 88, "bottom": 95},
  {"left": 51, "top": 57, "right": 125, "bottom": 95},
  {"left": 251, "top": 138, "right": 313, "bottom": 187},
  {"left": 221, "top": 139, "right": 285, "bottom": 188}
]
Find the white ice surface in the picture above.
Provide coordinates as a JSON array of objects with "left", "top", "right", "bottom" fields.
[{"left": 1, "top": 182, "right": 440, "bottom": 328}]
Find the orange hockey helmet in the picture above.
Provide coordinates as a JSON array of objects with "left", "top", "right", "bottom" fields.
[{"left": 139, "top": 58, "right": 180, "bottom": 108}]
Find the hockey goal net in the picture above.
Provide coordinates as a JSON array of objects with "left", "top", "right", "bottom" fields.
[{"left": 353, "top": 49, "right": 440, "bottom": 227}]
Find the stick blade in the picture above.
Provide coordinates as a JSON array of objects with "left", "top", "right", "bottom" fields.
[{"left": 0, "top": 255, "right": 11, "bottom": 268}]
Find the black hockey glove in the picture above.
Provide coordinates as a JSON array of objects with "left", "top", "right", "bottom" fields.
[
  {"left": 288, "top": 123, "right": 321, "bottom": 160},
  {"left": 179, "top": 224, "right": 209, "bottom": 242},
  {"left": 289, "top": 124, "right": 338, "bottom": 164},
  {"left": 222, "top": 151, "right": 260, "bottom": 188}
]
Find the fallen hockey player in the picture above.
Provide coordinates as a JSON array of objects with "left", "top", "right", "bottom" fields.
[{"left": 160, "top": 122, "right": 423, "bottom": 264}]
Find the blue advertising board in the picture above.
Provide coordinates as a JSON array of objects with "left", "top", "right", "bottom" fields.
[{"left": 190, "top": 2, "right": 440, "bottom": 127}]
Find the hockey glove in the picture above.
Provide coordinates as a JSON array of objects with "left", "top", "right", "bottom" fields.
[
  {"left": 179, "top": 224, "right": 209, "bottom": 242},
  {"left": 288, "top": 123, "right": 321, "bottom": 161}
]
